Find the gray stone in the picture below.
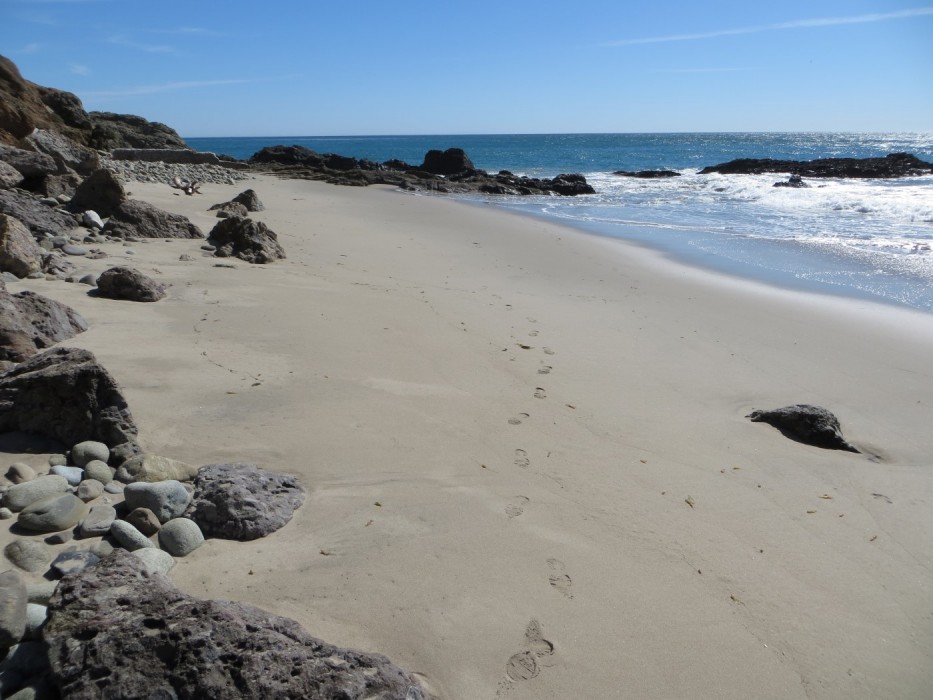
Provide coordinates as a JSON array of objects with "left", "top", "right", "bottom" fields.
[
  {"left": 124, "top": 507, "right": 160, "bottom": 536},
  {"left": 47, "top": 455, "right": 66, "bottom": 467},
  {"left": 109, "top": 440, "right": 142, "bottom": 466},
  {"left": 0, "top": 214, "right": 42, "bottom": 279},
  {"left": 2, "top": 475, "right": 69, "bottom": 512},
  {"left": 82, "top": 460, "right": 113, "bottom": 485},
  {"left": 77, "top": 273, "right": 96, "bottom": 286},
  {"left": 186, "top": 463, "right": 305, "bottom": 540},
  {"left": 43, "top": 550, "right": 428, "bottom": 699},
  {"left": 158, "top": 517, "right": 204, "bottom": 556},
  {"left": 0, "top": 570, "right": 28, "bottom": 649},
  {"left": 0, "top": 285, "right": 88, "bottom": 362},
  {"left": 44, "top": 531, "right": 72, "bottom": 545},
  {"left": 17, "top": 493, "right": 87, "bottom": 533},
  {"left": 25, "top": 582, "right": 57, "bottom": 606},
  {"left": 103, "top": 482, "right": 123, "bottom": 494},
  {"left": 3, "top": 540, "right": 50, "bottom": 573},
  {"left": 77, "top": 504, "right": 116, "bottom": 538},
  {"left": 115, "top": 452, "right": 197, "bottom": 483},
  {"left": 75, "top": 479, "right": 104, "bottom": 502},
  {"left": 0, "top": 145, "right": 57, "bottom": 179},
  {"left": 5, "top": 463, "right": 35, "bottom": 484},
  {"left": 95, "top": 265, "right": 166, "bottom": 302},
  {"left": 60, "top": 244, "right": 87, "bottom": 256},
  {"left": 66, "top": 168, "right": 125, "bottom": 218},
  {"left": 81, "top": 210, "right": 103, "bottom": 229},
  {"left": 70, "top": 440, "right": 109, "bottom": 468},
  {"left": 103, "top": 199, "right": 203, "bottom": 239},
  {"left": 23, "top": 604, "right": 46, "bottom": 641},
  {"left": 89, "top": 540, "right": 113, "bottom": 558},
  {"left": 0, "top": 160, "right": 24, "bottom": 189},
  {"left": 0, "top": 507, "right": 11, "bottom": 520},
  {"left": 49, "top": 550, "right": 100, "bottom": 578},
  {"left": 109, "top": 519, "right": 154, "bottom": 551},
  {"left": 231, "top": 188, "right": 265, "bottom": 212},
  {"left": 22, "top": 129, "right": 99, "bottom": 176},
  {"left": 49, "top": 465, "right": 83, "bottom": 486},
  {"left": 0, "top": 189, "right": 77, "bottom": 239},
  {"left": 747, "top": 404, "right": 860, "bottom": 452},
  {"left": 124, "top": 480, "right": 190, "bottom": 523},
  {"left": 130, "top": 547, "right": 175, "bottom": 575}
]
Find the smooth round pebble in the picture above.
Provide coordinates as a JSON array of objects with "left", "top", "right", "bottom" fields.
[
  {"left": 132, "top": 547, "right": 175, "bottom": 575},
  {"left": 109, "top": 519, "right": 154, "bottom": 551},
  {"left": 0, "top": 507, "right": 12, "bottom": 520},
  {"left": 4, "top": 540, "right": 51, "bottom": 573},
  {"left": 76, "top": 479, "right": 105, "bottom": 502},
  {"left": 48, "top": 454, "right": 67, "bottom": 467},
  {"left": 104, "top": 481, "right": 124, "bottom": 494},
  {"left": 3, "top": 475, "right": 69, "bottom": 512},
  {"left": 17, "top": 493, "right": 87, "bottom": 532},
  {"left": 158, "top": 518, "right": 204, "bottom": 556},
  {"left": 50, "top": 465, "right": 84, "bottom": 486},
  {"left": 62, "top": 244, "right": 88, "bottom": 256},
  {"left": 78, "top": 504, "right": 117, "bottom": 538},
  {"left": 78, "top": 273, "right": 97, "bottom": 286},
  {"left": 71, "top": 441, "right": 110, "bottom": 468},
  {"left": 5, "top": 463, "right": 36, "bottom": 484},
  {"left": 83, "top": 460, "right": 114, "bottom": 485}
]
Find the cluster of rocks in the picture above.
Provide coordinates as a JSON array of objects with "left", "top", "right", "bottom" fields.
[
  {"left": 699, "top": 153, "right": 933, "bottom": 179},
  {"left": 101, "top": 155, "right": 251, "bottom": 187},
  {"left": 205, "top": 189, "right": 285, "bottom": 264},
  {"left": 249, "top": 144, "right": 597, "bottom": 197}
]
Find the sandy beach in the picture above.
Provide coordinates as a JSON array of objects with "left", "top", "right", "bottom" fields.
[{"left": 5, "top": 174, "right": 933, "bottom": 698}]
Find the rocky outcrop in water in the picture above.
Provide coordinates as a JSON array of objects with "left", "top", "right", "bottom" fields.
[
  {"left": 699, "top": 153, "right": 933, "bottom": 178},
  {"left": 613, "top": 169, "right": 681, "bottom": 178}
]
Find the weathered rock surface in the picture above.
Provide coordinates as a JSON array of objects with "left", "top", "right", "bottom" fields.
[
  {"left": 103, "top": 198, "right": 202, "bottom": 239},
  {"left": 0, "top": 160, "right": 23, "bottom": 189},
  {"left": 17, "top": 493, "right": 87, "bottom": 532},
  {"left": 3, "top": 539, "right": 51, "bottom": 573},
  {"left": 110, "top": 148, "right": 219, "bottom": 164},
  {"left": 1, "top": 55, "right": 90, "bottom": 145},
  {"left": 747, "top": 404, "right": 860, "bottom": 452},
  {"left": 115, "top": 452, "right": 197, "bottom": 483},
  {"left": 124, "top": 507, "right": 161, "bottom": 536},
  {"left": 211, "top": 201, "right": 249, "bottom": 218},
  {"left": 420, "top": 147, "right": 475, "bottom": 175},
  {"left": 88, "top": 112, "right": 188, "bottom": 151},
  {"left": 2, "top": 475, "right": 69, "bottom": 512},
  {"left": 186, "top": 463, "right": 304, "bottom": 540},
  {"left": 0, "top": 346, "right": 138, "bottom": 448},
  {"left": 66, "top": 168, "right": 126, "bottom": 218},
  {"left": 70, "top": 440, "right": 109, "bottom": 468},
  {"left": 0, "top": 283, "right": 88, "bottom": 362},
  {"left": 0, "top": 145, "right": 57, "bottom": 180},
  {"left": 44, "top": 551, "right": 428, "bottom": 699},
  {"left": 0, "top": 190, "right": 76, "bottom": 238},
  {"left": 231, "top": 187, "right": 264, "bottom": 211},
  {"left": 208, "top": 215, "right": 286, "bottom": 264},
  {"left": 95, "top": 265, "right": 166, "bottom": 302},
  {"left": 699, "top": 153, "right": 933, "bottom": 178},
  {"left": 613, "top": 169, "right": 681, "bottom": 178},
  {"left": 0, "top": 213, "right": 42, "bottom": 278},
  {"left": 124, "top": 480, "right": 191, "bottom": 523},
  {"left": 21, "top": 129, "right": 99, "bottom": 176},
  {"left": 0, "top": 570, "right": 28, "bottom": 649},
  {"left": 50, "top": 550, "right": 100, "bottom": 578},
  {"left": 77, "top": 504, "right": 116, "bottom": 538},
  {"left": 131, "top": 547, "right": 175, "bottom": 575}
]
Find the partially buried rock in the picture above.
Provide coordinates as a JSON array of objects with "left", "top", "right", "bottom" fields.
[
  {"left": 5, "top": 462, "right": 35, "bottom": 484},
  {"left": 0, "top": 346, "right": 139, "bottom": 448},
  {"left": 103, "top": 199, "right": 202, "bottom": 239},
  {"left": 747, "top": 404, "right": 859, "bottom": 452},
  {"left": 208, "top": 215, "right": 286, "bottom": 264},
  {"left": 115, "top": 452, "right": 197, "bottom": 483},
  {"left": 17, "top": 492, "right": 87, "bottom": 533},
  {"left": 43, "top": 550, "right": 429, "bottom": 699},
  {"left": 95, "top": 265, "right": 166, "bottom": 302},
  {"left": 3, "top": 474, "right": 70, "bottom": 512},
  {"left": 231, "top": 188, "right": 264, "bottom": 212},
  {"left": 186, "top": 463, "right": 304, "bottom": 540}
]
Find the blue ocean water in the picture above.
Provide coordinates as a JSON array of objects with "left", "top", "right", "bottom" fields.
[{"left": 186, "top": 133, "right": 933, "bottom": 312}]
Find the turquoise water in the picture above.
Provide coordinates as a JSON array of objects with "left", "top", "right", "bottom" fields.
[{"left": 186, "top": 133, "right": 933, "bottom": 312}]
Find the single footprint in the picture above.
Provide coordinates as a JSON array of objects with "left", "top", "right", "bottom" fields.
[
  {"left": 514, "top": 449, "right": 530, "bottom": 468},
  {"left": 508, "top": 412, "right": 530, "bottom": 425},
  {"left": 504, "top": 619, "right": 555, "bottom": 683},
  {"left": 547, "top": 558, "right": 574, "bottom": 599},
  {"left": 542, "top": 347, "right": 556, "bottom": 356},
  {"left": 505, "top": 495, "right": 529, "bottom": 518},
  {"left": 537, "top": 365, "right": 552, "bottom": 375},
  {"left": 534, "top": 387, "right": 547, "bottom": 399},
  {"left": 528, "top": 330, "right": 539, "bottom": 337}
]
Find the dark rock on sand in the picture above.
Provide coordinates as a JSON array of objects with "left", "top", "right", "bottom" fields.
[
  {"left": 103, "top": 198, "right": 202, "bottom": 239},
  {"left": 211, "top": 201, "right": 249, "bottom": 218},
  {"left": 67, "top": 168, "right": 126, "bottom": 218},
  {"left": 0, "top": 213, "right": 42, "bottom": 277},
  {"left": 0, "top": 189, "right": 77, "bottom": 238},
  {"left": 186, "top": 462, "right": 304, "bottom": 540},
  {"left": 613, "top": 169, "right": 681, "bottom": 178},
  {"left": 0, "top": 281, "right": 88, "bottom": 362},
  {"left": 700, "top": 153, "right": 933, "bottom": 178},
  {"left": 421, "top": 147, "right": 475, "bottom": 175},
  {"left": 747, "top": 404, "right": 859, "bottom": 452},
  {"left": 231, "top": 187, "right": 265, "bottom": 211},
  {"left": 95, "top": 265, "right": 166, "bottom": 302},
  {"left": 207, "top": 215, "right": 285, "bottom": 264},
  {"left": 44, "top": 550, "right": 427, "bottom": 700},
  {"left": 0, "top": 346, "right": 138, "bottom": 448},
  {"left": 87, "top": 111, "right": 188, "bottom": 151}
]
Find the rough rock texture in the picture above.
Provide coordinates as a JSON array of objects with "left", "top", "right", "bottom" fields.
[
  {"left": 88, "top": 112, "right": 187, "bottom": 151},
  {"left": 0, "top": 569, "right": 28, "bottom": 649},
  {"left": 115, "top": 453, "right": 197, "bottom": 483},
  {"left": 186, "top": 463, "right": 304, "bottom": 540},
  {"left": 0, "top": 145, "right": 57, "bottom": 180},
  {"left": 613, "top": 169, "right": 681, "bottom": 178},
  {"left": 0, "top": 213, "right": 42, "bottom": 277},
  {"left": 21, "top": 129, "right": 99, "bottom": 176},
  {"left": 44, "top": 551, "right": 427, "bottom": 699},
  {"left": 231, "top": 188, "right": 264, "bottom": 211},
  {"left": 103, "top": 199, "right": 202, "bottom": 239},
  {"left": 699, "top": 153, "right": 933, "bottom": 178},
  {"left": 747, "top": 404, "right": 860, "bottom": 452},
  {"left": 111, "top": 148, "right": 219, "bottom": 164},
  {"left": 208, "top": 216, "right": 285, "bottom": 264},
  {"left": 420, "top": 148, "right": 475, "bottom": 175},
  {"left": 0, "top": 160, "right": 23, "bottom": 189},
  {"left": 67, "top": 168, "right": 126, "bottom": 218},
  {"left": 0, "top": 190, "right": 77, "bottom": 238},
  {"left": 95, "top": 266, "right": 166, "bottom": 302},
  {"left": 211, "top": 201, "right": 249, "bottom": 218},
  {"left": 0, "top": 283, "right": 88, "bottom": 361},
  {"left": 0, "top": 346, "right": 138, "bottom": 448}
]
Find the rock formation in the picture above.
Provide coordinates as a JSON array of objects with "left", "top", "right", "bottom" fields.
[
  {"left": 96, "top": 266, "right": 167, "bottom": 302},
  {"left": 0, "top": 281, "right": 88, "bottom": 361},
  {"left": 747, "top": 404, "right": 859, "bottom": 452},
  {"left": 699, "top": 153, "right": 933, "bottom": 178},
  {"left": 103, "top": 199, "right": 203, "bottom": 239},
  {"left": 207, "top": 215, "right": 286, "bottom": 263}
]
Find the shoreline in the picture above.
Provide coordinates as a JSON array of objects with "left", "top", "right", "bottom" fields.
[{"left": 5, "top": 174, "right": 933, "bottom": 698}]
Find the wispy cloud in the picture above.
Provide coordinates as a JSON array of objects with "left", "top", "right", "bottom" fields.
[
  {"left": 107, "top": 34, "right": 176, "bottom": 54},
  {"left": 154, "top": 26, "right": 225, "bottom": 37},
  {"left": 602, "top": 7, "right": 933, "bottom": 46},
  {"left": 13, "top": 42, "right": 44, "bottom": 55},
  {"left": 69, "top": 63, "right": 91, "bottom": 76},
  {"left": 83, "top": 79, "right": 253, "bottom": 98}
]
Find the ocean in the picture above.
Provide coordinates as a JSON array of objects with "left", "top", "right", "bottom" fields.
[{"left": 185, "top": 133, "right": 933, "bottom": 312}]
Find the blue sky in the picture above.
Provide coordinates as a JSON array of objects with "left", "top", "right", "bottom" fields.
[{"left": 2, "top": 0, "right": 932, "bottom": 136}]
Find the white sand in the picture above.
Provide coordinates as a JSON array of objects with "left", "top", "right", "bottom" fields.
[{"left": 5, "top": 174, "right": 933, "bottom": 698}]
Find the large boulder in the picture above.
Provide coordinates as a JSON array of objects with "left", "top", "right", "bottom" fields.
[
  {"left": 67, "top": 168, "right": 126, "bottom": 218},
  {"left": 0, "top": 346, "right": 138, "bottom": 448},
  {"left": 747, "top": 404, "right": 859, "bottom": 452},
  {"left": 0, "top": 55, "right": 89, "bottom": 145},
  {"left": 103, "top": 199, "right": 202, "bottom": 239},
  {"left": 21, "top": 129, "right": 99, "bottom": 176},
  {"left": 38, "top": 87, "right": 92, "bottom": 132},
  {"left": 0, "top": 189, "right": 77, "bottom": 238},
  {"left": 16, "top": 492, "right": 87, "bottom": 533},
  {"left": 420, "top": 147, "right": 475, "bottom": 175},
  {"left": 186, "top": 463, "right": 304, "bottom": 540},
  {"left": 0, "top": 160, "right": 23, "bottom": 189},
  {"left": 88, "top": 112, "right": 187, "bottom": 151},
  {"left": 0, "top": 570, "right": 28, "bottom": 650},
  {"left": 0, "top": 283, "right": 88, "bottom": 362},
  {"left": 0, "top": 144, "right": 57, "bottom": 179},
  {"left": 207, "top": 215, "right": 285, "bottom": 264},
  {"left": 95, "top": 266, "right": 166, "bottom": 302},
  {"left": 231, "top": 188, "right": 265, "bottom": 212},
  {"left": 44, "top": 551, "right": 428, "bottom": 699},
  {"left": 0, "top": 213, "right": 42, "bottom": 277},
  {"left": 123, "top": 480, "right": 191, "bottom": 523}
]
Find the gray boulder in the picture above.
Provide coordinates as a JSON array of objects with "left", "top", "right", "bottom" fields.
[
  {"left": 0, "top": 283, "right": 88, "bottom": 362},
  {"left": 108, "top": 519, "right": 154, "bottom": 551},
  {"left": 95, "top": 265, "right": 166, "bottom": 302},
  {"left": 0, "top": 214, "right": 42, "bottom": 278},
  {"left": 3, "top": 540, "right": 51, "bottom": 574},
  {"left": 158, "top": 517, "right": 204, "bottom": 556},
  {"left": 66, "top": 168, "right": 125, "bottom": 218},
  {"left": 186, "top": 463, "right": 304, "bottom": 541},
  {"left": 0, "top": 160, "right": 23, "bottom": 189},
  {"left": 131, "top": 548, "right": 175, "bottom": 575},
  {"left": 208, "top": 215, "right": 285, "bottom": 264},
  {"left": 21, "top": 129, "right": 99, "bottom": 176},
  {"left": 0, "top": 570, "right": 28, "bottom": 649},
  {"left": 747, "top": 404, "right": 860, "bottom": 452},
  {"left": 49, "top": 550, "right": 100, "bottom": 578},
  {"left": 43, "top": 550, "right": 428, "bottom": 699},
  {"left": 115, "top": 452, "right": 197, "bottom": 483},
  {"left": 103, "top": 199, "right": 202, "bottom": 239},
  {"left": 70, "top": 440, "right": 109, "bottom": 467},
  {"left": 77, "top": 504, "right": 116, "bottom": 538},
  {"left": 0, "top": 346, "right": 138, "bottom": 448},
  {"left": 0, "top": 190, "right": 76, "bottom": 238},
  {"left": 0, "top": 145, "right": 57, "bottom": 179},
  {"left": 48, "top": 465, "right": 82, "bottom": 486},
  {"left": 82, "top": 460, "right": 113, "bottom": 484},
  {"left": 17, "top": 493, "right": 87, "bottom": 533},
  {"left": 3, "top": 475, "right": 69, "bottom": 512},
  {"left": 124, "top": 480, "right": 190, "bottom": 523}
]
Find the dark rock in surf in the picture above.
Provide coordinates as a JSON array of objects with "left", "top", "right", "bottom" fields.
[
  {"left": 613, "top": 169, "right": 681, "bottom": 178},
  {"left": 773, "top": 174, "right": 809, "bottom": 188},
  {"left": 746, "top": 404, "right": 859, "bottom": 452},
  {"left": 420, "top": 148, "right": 475, "bottom": 175},
  {"left": 700, "top": 153, "right": 933, "bottom": 178}
]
